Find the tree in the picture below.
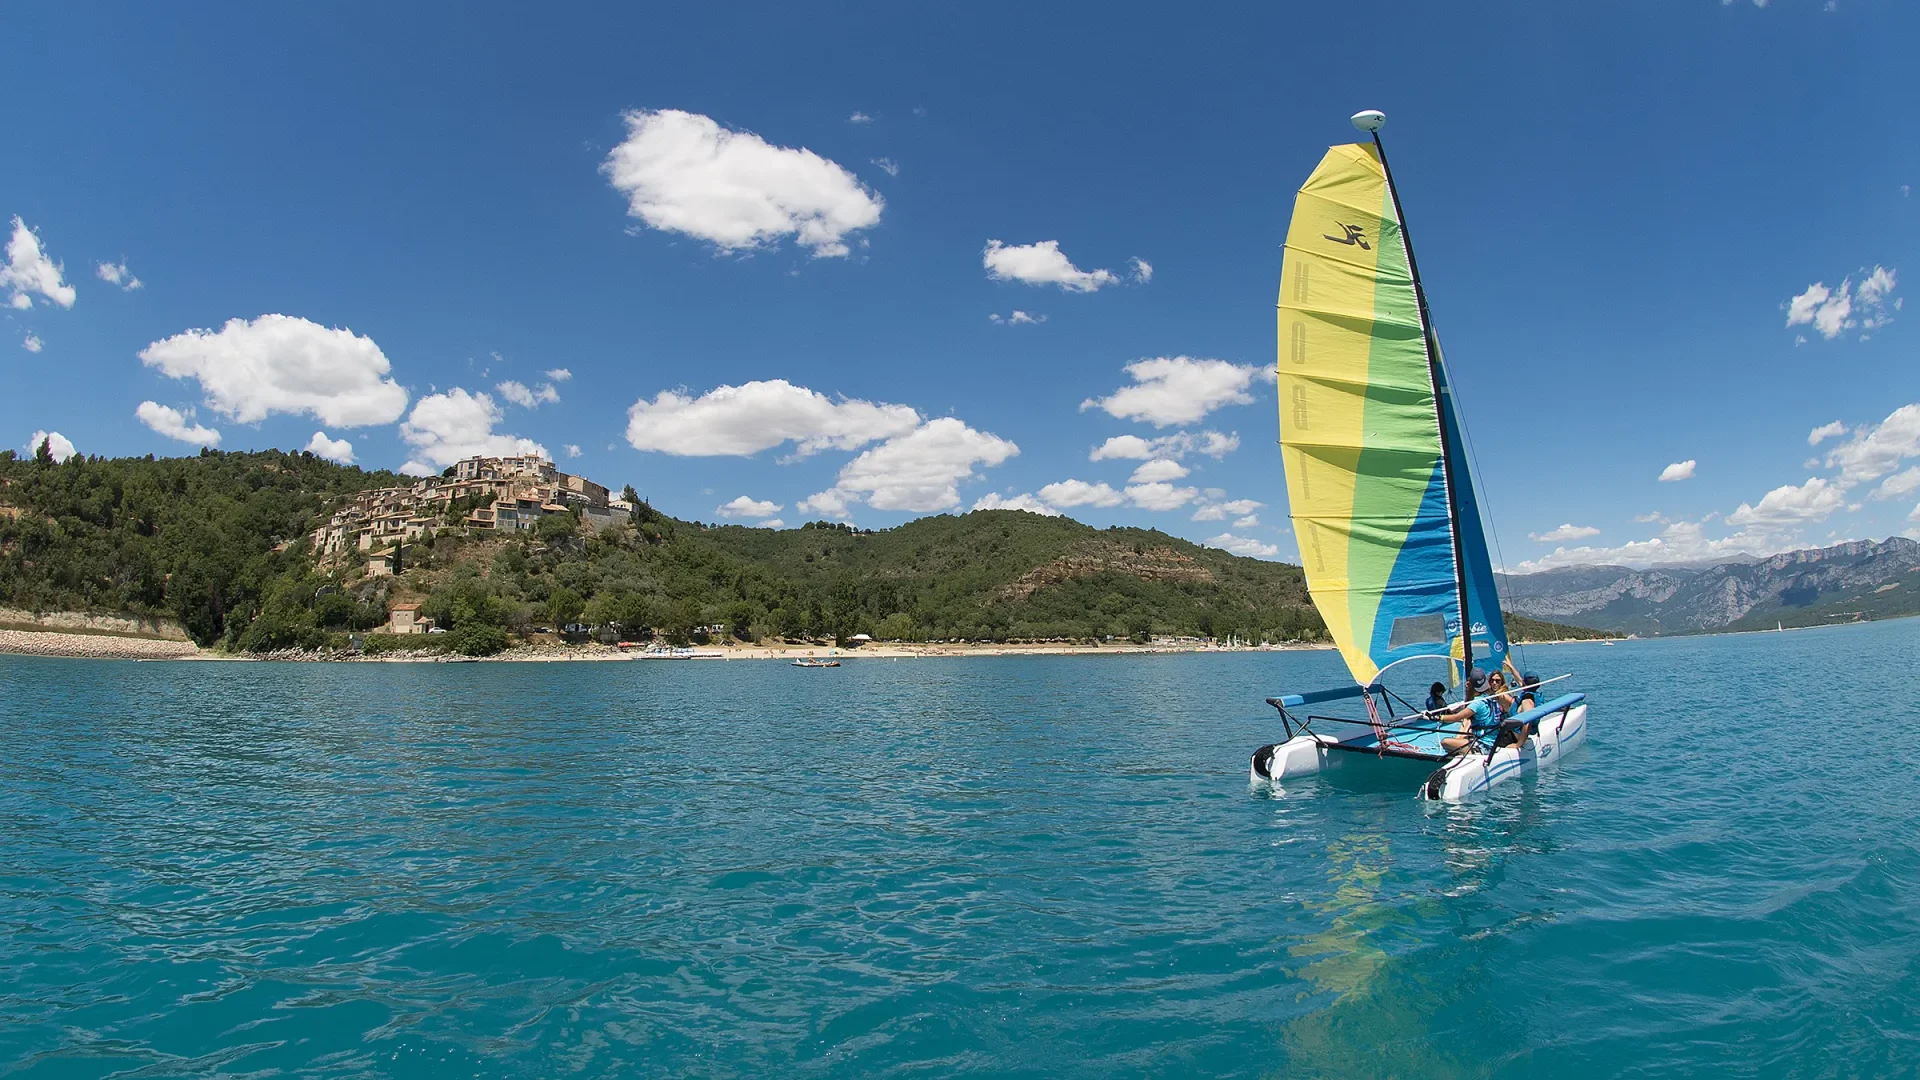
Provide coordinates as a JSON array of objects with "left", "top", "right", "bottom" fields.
[
  {"left": 34, "top": 437, "right": 54, "bottom": 467},
  {"left": 548, "top": 587, "right": 585, "bottom": 629},
  {"left": 535, "top": 511, "right": 577, "bottom": 542}
]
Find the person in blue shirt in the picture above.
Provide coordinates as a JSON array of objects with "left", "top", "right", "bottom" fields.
[
  {"left": 1424, "top": 681, "right": 1449, "bottom": 715},
  {"left": 1439, "top": 670, "right": 1498, "bottom": 754}
]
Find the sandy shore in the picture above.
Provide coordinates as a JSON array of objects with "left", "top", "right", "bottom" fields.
[{"left": 0, "top": 627, "right": 205, "bottom": 660}]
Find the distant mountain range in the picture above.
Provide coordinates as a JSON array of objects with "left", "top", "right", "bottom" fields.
[{"left": 1498, "top": 537, "right": 1920, "bottom": 636}]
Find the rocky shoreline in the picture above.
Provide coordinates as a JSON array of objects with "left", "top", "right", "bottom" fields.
[{"left": 0, "top": 628, "right": 204, "bottom": 660}]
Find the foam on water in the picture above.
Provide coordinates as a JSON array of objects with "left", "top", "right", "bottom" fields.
[{"left": 2, "top": 620, "right": 1917, "bottom": 1076}]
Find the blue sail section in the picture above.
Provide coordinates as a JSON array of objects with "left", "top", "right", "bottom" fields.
[
  {"left": 1365, "top": 457, "right": 1463, "bottom": 669},
  {"left": 1431, "top": 345, "right": 1509, "bottom": 672}
]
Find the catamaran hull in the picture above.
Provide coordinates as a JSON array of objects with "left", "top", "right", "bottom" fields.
[
  {"left": 1250, "top": 702, "right": 1589, "bottom": 801},
  {"left": 1420, "top": 703, "right": 1588, "bottom": 802}
]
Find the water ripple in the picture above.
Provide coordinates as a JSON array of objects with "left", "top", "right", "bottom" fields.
[{"left": 3, "top": 622, "right": 1918, "bottom": 1076}]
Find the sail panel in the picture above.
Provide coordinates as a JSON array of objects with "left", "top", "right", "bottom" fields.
[
  {"left": 1277, "top": 143, "right": 1461, "bottom": 685},
  {"left": 1431, "top": 344, "right": 1510, "bottom": 670}
]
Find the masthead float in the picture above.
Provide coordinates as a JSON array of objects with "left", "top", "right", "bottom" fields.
[{"left": 1250, "top": 109, "right": 1592, "bottom": 801}]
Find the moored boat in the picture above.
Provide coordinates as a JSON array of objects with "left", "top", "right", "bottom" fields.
[
  {"left": 1249, "top": 110, "right": 1592, "bottom": 802},
  {"left": 792, "top": 657, "right": 840, "bottom": 668}
]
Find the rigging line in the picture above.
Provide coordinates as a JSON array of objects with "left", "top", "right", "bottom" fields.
[{"left": 1438, "top": 342, "right": 1527, "bottom": 671}]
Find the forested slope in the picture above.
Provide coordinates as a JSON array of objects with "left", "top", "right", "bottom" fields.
[{"left": 0, "top": 448, "right": 1610, "bottom": 654}]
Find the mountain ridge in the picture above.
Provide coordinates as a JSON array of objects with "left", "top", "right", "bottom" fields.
[{"left": 1498, "top": 536, "right": 1920, "bottom": 635}]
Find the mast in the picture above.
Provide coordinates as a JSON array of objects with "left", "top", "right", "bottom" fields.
[{"left": 1356, "top": 111, "right": 1475, "bottom": 671}]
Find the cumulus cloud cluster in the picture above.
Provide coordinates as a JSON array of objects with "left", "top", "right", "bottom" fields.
[
  {"left": 399, "top": 388, "right": 547, "bottom": 475},
  {"left": 603, "top": 109, "right": 883, "bottom": 258},
  {"left": 626, "top": 379, "right": 920, "bottom": 458},
  {"left": 135, "top": 401, "right": 221, "bottom": 446},
  {"left": 139, "top": 314, "right": 408, "bottom": 427},
  {"left": 1785, "top": 266, "right": 1899, "bottom": 341},
  {"left": 497, "top": 379, "right": 561, "bottom": 409},
  {"left": 1090, "top": 430, "right": 1239, "bottom": 461},
  {"left": 802, "top": 417, "right": 1018, "bottom": 515},
  {"left": 1082, "top": 357, "right": 1267, "bottom": 427},
  {"left": 718, "top": 495, "right": 781, "bottom": 519},
  {"left": 984, "top": 240, "right": 1119, "bottom": 292},
  {"left": 3, "top": 217, "right": 75, "bottom": 310},
  {"left": 24, "top": 430, "right": 76, "bottom": 463},
  {"left": 96, "top": 259, "right": 142, "bottom": 291},
  {"left": 304, "top": 431, "right": 355, "bottom": 464}
]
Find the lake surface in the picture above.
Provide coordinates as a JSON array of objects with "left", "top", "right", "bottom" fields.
[{"left": 4, "top": 621, "right": 1918, "bottom": 1077}]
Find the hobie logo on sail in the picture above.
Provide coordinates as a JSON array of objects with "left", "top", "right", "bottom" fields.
[{"left": 1323, "top": 223, "right": 1370, "bottom": 249}]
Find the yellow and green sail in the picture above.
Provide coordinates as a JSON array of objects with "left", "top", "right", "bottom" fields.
[{"left": 1276, "top": 142, "right": 1508, "bottom": 686}]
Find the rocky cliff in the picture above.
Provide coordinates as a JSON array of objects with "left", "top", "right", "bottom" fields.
[{"left": 1498, "top": 537, "right": 1920, "bottom": 635}]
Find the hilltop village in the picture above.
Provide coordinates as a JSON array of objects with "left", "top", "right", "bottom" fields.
[{"left": 310, "top": 455, "right": 634, "bottom": 578}]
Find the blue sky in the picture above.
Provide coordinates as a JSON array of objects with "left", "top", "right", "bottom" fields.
[{"left": 4, "top": 0, "right": 1916, "bottom": 571}]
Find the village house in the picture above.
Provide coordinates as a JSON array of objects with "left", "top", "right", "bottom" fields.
[
  {"left": 309, "top": 454, "right": 628, "bottom": 573},
  {"left": 386, "top": 602, "right": 427, "bottom": 634}
]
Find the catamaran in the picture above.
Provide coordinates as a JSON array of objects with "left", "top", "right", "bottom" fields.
[{"left": 1249, "top": 110, "right": 1590, "bottom": 802}]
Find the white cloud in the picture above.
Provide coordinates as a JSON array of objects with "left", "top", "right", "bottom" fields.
[
  {"left": 602, "top": 108, "right": 884, "bottom": 258},
  {"left": 1823, "top": 403, "right": 1920, "bottom": 488},
  {"left": 1233, "top": 514, "right": 1260, "bottom": 528},
  {"left": 1036, "top": 479, "right": 1124, "bottom": 508},
  {"left": 135, "top": 401, "right": 222, "bottom": 446},
  {"left": 983, "top": 240, "right": 1118, "bottom": 292},
  {"left": 973, "top": 491, "right": 1062, "bottom": 516},
  {"left": 1206, "top": 532, "right": 1280, "bottom": 559},
  {"left": 848, "top": 111, "right": 873, "bottom": 124},
  {"left": 138, "top": 314, "right": 408, "bottom": 426},
  {"left": 24, "top": 430, "right": 76, "bottom": 463},
  {"left": 544, "top": 368, "right": 572, "bottom": 382},
  {"left": 626, "top": 378, "right": 921, "bottom": 457},
  {"left": 1808, "top": 420, "right": 1848, "bottom": 445},
  {"left": 564, "top": 443, "right": 583, "bottom": 458},
  {"left": 1090, "top": 430, "right": 1239, "bottom": 461},
  {"left": 988, "top": 310, "right": 1046, "bottom": 325},
  {"left": 304, "top": 431, "right": 354, "bottom": 464},
  {"left": 1658, "top": 459, "right": 1696, "bottom": 482},
  {"left": 399, "top": 388, "right": 547, "bottom": 472},
  {"left": 1130, "top": 257, "right": 1153, "bottom": 284},
  {"left": 760, "top": 518, "right": 786, "bottom": 529},
  {"left": 1786, "top": 267, "right": 1898, "bottom": 340},
  {"left": 1082, "top": 357, "right": 1266, "bottom": 427},
  {"left": 1873, "top": 466, "right": 1920, "bottom": 501},
  {"left": 2, "top": 217, "right": 76, "bottom": 309},
  {"left": 96, "top": 259, "right": 142, "bottom": 290},
  {"left": 21, "top": 332, "right": 42, "bottom": 353},
  {"left": 1128, "top": 458, "right": 1189, "bottom": 484},
  {"left": 497, "top": 379, "right": 560, "bottom": 408},
  {"left": 1726, "top": 477, "right": 1847, "bottom": 527},
  {"left": 1511, "top": 518, "right": 1791, "bottom": 573},
  {"left": 871, "top": 157, "right": 899, "bottom": 177},
  {"left": 1858, "top": 266, "right": 1898, "bottom": 307},
  {"left": 719, "top": 495, "right": 782, "bottom": 518},
  {"left": 796, "top": 487, "right": 853, "bottom": 518},
  {"left": 1529, "top": 523, "right": 1601, "bottom": 543},
  {"left": 1124, "top": 482, "right": 1199, "bottom": 511},
  {"left": 1191, "top": 497, "right": 1262, "bottom": 521},
  {"left": 803, "top": 417, "right": 1017, "bottom": 514}
]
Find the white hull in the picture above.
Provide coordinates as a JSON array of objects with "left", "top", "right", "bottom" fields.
[
  {"left": 1420, "top": 703, "right": 1587, "bottom": 801},
  {"left": 1250, "top": 703, "right": 1588, "bottom": 802}
]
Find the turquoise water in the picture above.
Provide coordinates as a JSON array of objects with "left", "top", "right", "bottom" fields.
[{"left": 3, "top": 621, "right": 1918, "bottom": 1077}]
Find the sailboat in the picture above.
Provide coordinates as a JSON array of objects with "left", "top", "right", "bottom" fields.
[{"left": 1249, "top": 110, "right": 1590, "bottom": 802}]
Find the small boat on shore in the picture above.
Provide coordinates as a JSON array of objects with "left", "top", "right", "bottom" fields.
[
  {"left": 792, "top": 658, "right": 840, "bottom": 668},
  {"left": 1248, "top": 110, "right": 1591, "bottom": 802}
]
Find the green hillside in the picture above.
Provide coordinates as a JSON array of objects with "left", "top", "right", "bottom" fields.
[
  {"left": 0, "top": 449, "right": 1329, "bottom": 652},
  {"left": 0, "top": 448, "right": 1626, "bottom": 655},
  {"left": 1503, "top": 612, "right": 1621, "bottom": 642}
]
